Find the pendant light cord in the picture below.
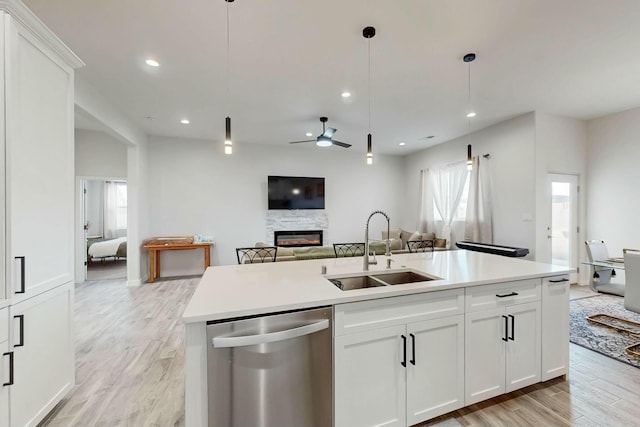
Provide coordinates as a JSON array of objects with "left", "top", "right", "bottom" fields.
[
  {"left": 226, "top": 1, "right": 230, "bottom": 115},
  {"left": 368, "top": 37, "right": 371, "bottom": 133},
  {"left": 467, "top": 61, "right": 471, "bottom": 131}
]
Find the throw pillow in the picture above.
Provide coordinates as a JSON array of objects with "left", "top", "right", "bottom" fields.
[
  {"left": 409, "top": 231, "right": 422, "bottom": 242},
  {"left": 434, "top": 238, "right": 447, "bottom": 248},
  {"left": 381, "top": 228, "right": 402, "bottom": 240},
  {"left": 422, "top": 232, "right": 436, "bottom": 241},
  {"left": 255, "top": 242, "right": 268, "bottom": 248},
  {"left": 389, "top": 238, "right": 402, "bottom": 251}
]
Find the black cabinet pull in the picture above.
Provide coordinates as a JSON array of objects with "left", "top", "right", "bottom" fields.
[
  {"left": 496, "top": 292, "right": 518, "bottom": 298},
  {"left": 401, "top": 335, "right": 407, "bottom": 367},
  {"left": 509, "top": 315, "right": 515, "bottom": 341},
  {"left": 502, "top": 315, "right": 508, "bottom": 342},
  {"left": 15, "top": 256, "right": 25, "bottom": 294},
  {"left": 549, "top": 278, "right": 569, "bottom": 283},
  {"left": 2, "top": 352, "right": 13, "bottom": 386},
  {"left": 14, "top": 315, "right": 24, "bottom": 347},
  {"left": 410, "top": 333, "right": 416, "bottom": 366}
]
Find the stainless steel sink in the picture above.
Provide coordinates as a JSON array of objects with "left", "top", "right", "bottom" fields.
[
  {"left": 327, "top": 275, "right": 386, "bottom": 290},
  {"left": 371, "top": 271, "right": 436, "bottom": 285}
]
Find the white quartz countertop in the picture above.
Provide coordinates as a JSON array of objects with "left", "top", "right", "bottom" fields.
[
  {"left": 0, "top": 299, "right": 9, "bottom": 310},
  {"left": 183, "top": 250, "right": 574, "bottom": 323}
]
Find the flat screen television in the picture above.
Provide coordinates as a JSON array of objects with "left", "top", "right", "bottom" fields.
[{"left": 268, "top": 176, "right": 325, "bottom": 210}]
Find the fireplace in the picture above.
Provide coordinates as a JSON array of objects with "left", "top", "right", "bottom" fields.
[{"left": 274, "top": 230, "right": 323, "bottom": 247}]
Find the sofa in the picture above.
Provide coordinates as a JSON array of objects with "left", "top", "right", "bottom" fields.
[{"left": 252, "top": 229, "right": 446, "bottom": 263}]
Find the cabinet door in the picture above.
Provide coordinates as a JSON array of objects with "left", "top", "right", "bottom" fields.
[
  {"left": 506, "top": 301, "right": 541, "bottom": 392},
  {"left": 10, "top": 283, "right": 74, "bottom": 427},
  {"left": 541, "top": 277, "right": 569, "bottom": 381},
  {"left": 465, "top": 307, "right": 505, "bottom": 405},
  {"left": 407, "top": 315, "right": 464, "bottom": 425},
  {"left": 1, "top": 341, "right": 9, "bottom": 427},
  {"left": 335, "top": 325, "right": 406, "bottom": 427},
  {"left": 5, "top": 18, "right": 74, "bottom": 301}
]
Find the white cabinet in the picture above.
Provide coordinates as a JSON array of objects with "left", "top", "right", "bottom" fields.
[
  {"left": 9, "top": 283, "right": 74, "bottom": 427},
  {"left": 541, "top": 275, "right": 570, "bottom": 381},
  {"left": 1, "top": 307, "right": 9, "bottom": 427},
  {"left": 465, "top": 280, "right": 541, "bottom": 405},
  {"left": 4, "top": 8, "right": 77, "bottom": 303},
  {"left": 334, "top": 289, "right": 465, "bottom": 427}
]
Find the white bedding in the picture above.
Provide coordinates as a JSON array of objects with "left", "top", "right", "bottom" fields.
[{"left": 89, "top": 237, "right": 127, "bottom": 258}]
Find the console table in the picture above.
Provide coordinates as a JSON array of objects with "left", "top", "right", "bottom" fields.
[{"left": 143, "top": 237, "right": 213, "bottom": 283}]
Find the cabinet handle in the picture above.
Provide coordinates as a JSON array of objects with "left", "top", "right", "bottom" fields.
[
  {"left": 509, "top": 315, "right": 515, "bottom": 341},
  {"left": 401, "top": 335, "right": 407, "bottom": 367},
  {"left": 496, "top": 292, "right": 518, "bottom": 298},
  {"left": 502, "top": 315, "right": 508, "bottom": 342},
  {"left": 549, "top": 278, "right": 569, "bottom": 283},
  {"left": 410, "top": 333, "right": 416, "bottom": 366},
  {"left": 15, "top": 256, "right": 25, "bottom": 294},
  {"left": 2, "top": 352, "right": 13, "bottom": 386},
  {"left": 14, "top": 315, "right": 24, "bottom": 347}
]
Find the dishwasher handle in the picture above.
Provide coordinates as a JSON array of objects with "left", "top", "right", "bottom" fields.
[{"left": 212, "top": 319, "right": 329, "bottom": 348}]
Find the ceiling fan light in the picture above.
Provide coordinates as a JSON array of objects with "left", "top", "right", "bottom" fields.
[{"left": 316, "top": 137, "right": 332, "bottom": 147}]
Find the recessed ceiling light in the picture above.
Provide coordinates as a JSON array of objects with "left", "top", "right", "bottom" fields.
[
  {"left": 466, "top": 112, "right": 476, "bottom": 118},
  {"left": 399, "top": 142, "right": 406, "bottom": 146},
  {"left": 180, "top": 119, "right": 190, "bottom": 124},
  {"left": 341, "top": 91, "right": 351, "bottom": 98},
  {"left": 306, "top": 132, "right": 313, "bottom": 137},
  {"left": 145, "top": 59, "right": 160, "bottom": 67}
]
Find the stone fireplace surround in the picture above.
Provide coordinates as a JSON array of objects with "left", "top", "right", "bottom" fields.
[{"left": 266, "top": 210, "right": 329, "bottom": 248}]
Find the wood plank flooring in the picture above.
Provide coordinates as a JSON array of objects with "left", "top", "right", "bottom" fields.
[{"left": 39, "top": 279, "right": 640, "bottom": 427}]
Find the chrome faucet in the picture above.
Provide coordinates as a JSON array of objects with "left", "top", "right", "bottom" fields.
[{"left": 364, "top": 210, "right": 392, "bottom": 271}]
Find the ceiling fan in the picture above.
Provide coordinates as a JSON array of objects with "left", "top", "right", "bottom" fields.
[{"left": 288, "top": 117, "right": 351, "bottom": 148}]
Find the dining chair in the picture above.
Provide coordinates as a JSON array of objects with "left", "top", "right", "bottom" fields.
[
  {"left": 236, "top": 247, "right": 278, "bottom": 264},
  {"left": 333, "top": 243, "right": 365, "bottom": 258},
  {"left": 407, "top": 239, "right": 435, "bottom": 253},
  {"left": 585, "top": 240, "right": 624, "bottom": 296}
]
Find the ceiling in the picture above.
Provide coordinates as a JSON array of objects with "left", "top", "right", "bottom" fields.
[{"left": 24, "top": 0, "right": 640, "bottom": 155}]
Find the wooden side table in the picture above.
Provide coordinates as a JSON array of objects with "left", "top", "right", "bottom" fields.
[{"left": 143, "top": 237, "right": 213, "bottom": 283}]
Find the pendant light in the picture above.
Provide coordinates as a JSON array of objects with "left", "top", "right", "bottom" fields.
[
  {"left": 363, "top": 26, "right": 376, "bottom": 165},
  {"left": 223, "top": 0, "right": 234, "bottom": 155},
  {"left": 463, "top": 52, "right": 476, "bottom": 171}
]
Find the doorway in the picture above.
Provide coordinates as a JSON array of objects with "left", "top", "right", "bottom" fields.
[
  {"left": 546, "top": 174, "right": 579, "bottom": 275},
  {"left": 81, "top": 179, "right": 128, "bottom": 281}
]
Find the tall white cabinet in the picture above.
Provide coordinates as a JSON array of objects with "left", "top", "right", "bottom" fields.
[{"left": 0, "top": 1, "right": 83, "bottom": 426}]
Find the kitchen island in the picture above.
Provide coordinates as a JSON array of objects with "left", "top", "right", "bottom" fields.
[{"left": 183, "top": 250, "right": 573, "bottom": 427}]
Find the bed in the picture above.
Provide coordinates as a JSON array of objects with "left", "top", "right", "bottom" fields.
[{"left": 87, "top": 237, "right": 127, "bottom": 261}]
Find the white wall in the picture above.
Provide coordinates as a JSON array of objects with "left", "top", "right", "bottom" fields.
[
  {"left": 586, "top": 107, "right": 640, "bottom": 256},
  {"left": 75, "top": 129, "right": 127, "bottom": 178},
  {"left": 85, "top": 180, "right": 103, "bottom": 236},
  {"left": 534, "top": 113, "right": 587, "bottom": 281},
  {"left": 146, "top": 136, "right": 405, "bottom": 271},
  {"left": 403, "top": 113, "right": 537, "bottom": 257}
]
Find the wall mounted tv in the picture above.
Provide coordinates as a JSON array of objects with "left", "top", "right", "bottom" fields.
[{"left": 268, "top": 176, "right": 325, "bottom": 210}]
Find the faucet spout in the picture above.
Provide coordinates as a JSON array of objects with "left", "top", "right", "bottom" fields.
[{"left": 364, "top": 210, "right": 391, "bottom": 271}]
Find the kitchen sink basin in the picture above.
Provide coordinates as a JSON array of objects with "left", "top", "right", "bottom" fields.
[
  {"left": 371, "top": 271, "right": 437, "bottom": 285},
  {"left": 327, "top": 275, "right": 386, "bottom": 290},
  {"left": 328, "top": 270, "right": 439, "bottom": 290}
]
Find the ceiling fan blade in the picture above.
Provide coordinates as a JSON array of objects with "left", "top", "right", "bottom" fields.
[
  {"left": 288, "top": 139, "right": 315, "bottom": 144},
  {"left": 331, "top": 140, "right": 352, "bottom": 148},
  {"left": 322, "top": 127, "right": 337, "bottom": 139}
]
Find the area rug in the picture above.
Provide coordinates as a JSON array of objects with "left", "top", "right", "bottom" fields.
[{"left": 570, "top": 294, "right": 640, "bottom": 368}]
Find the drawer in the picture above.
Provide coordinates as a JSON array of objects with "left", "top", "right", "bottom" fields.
[
  {"left": 0, "top": 308, "right": 7, "bottom": 344},
  {"left": 335, "top": 288, "right": 465, "bottom": 336},
  {"left": 543, "top": 275, "right": 570, "bottom": 289},
  {"left": 465, "top": 279, "right": 541, "bottom": 312}
]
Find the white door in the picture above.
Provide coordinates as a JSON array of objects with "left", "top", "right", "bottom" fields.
[
  {"left": 9, "top": 284, "right": 74, "bottom": 427},
  {"left": 6, "top": 20, "right": 74, "bottom": 301},
  {"left": 465, "top": 307, "right": 506, "bottom": 405},
  {"left": 334, "top": 325, "right": 406, "bottom": 427},
  {"left": 505, "top": 302, "right": 541, "bottom": 392},
  {"left": 546, "top": 174, "right": 579, "bottom": 274},
  {"left": 407, "top": 315, "right": 464, "bottom": 425}
]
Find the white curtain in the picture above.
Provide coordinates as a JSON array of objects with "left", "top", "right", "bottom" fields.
[
  {"left": 464, "top": 156, "right": 493, "bottom": 243},
  {"left": 103, "top": 181, "right": 118, "bottom": 238},
  {"left": 430, "top": 162, "right": 468, "bottom": 248},
  {"left": 417, "top": 169, "right": 429, "bottom": 232}
]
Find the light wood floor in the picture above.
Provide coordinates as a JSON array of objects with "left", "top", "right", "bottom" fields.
[{"left": 39, "top": 279, "right": 640, "bottom": 427}]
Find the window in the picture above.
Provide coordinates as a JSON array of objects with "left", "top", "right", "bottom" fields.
[
  {"left": 115, "top": 182, "right": 127, "bottom": 229},
  {"left": 433, "top": 172, "right": 470, "bottom": 222}
]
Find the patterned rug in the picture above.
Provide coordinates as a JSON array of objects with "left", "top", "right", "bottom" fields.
[{"left": 570, "top": 294, "right": 640, "bottom": 368}]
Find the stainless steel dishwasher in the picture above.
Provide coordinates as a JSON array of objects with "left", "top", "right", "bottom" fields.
[{"left": 206, "top": 306, "right": 333, "bottom": 427}]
